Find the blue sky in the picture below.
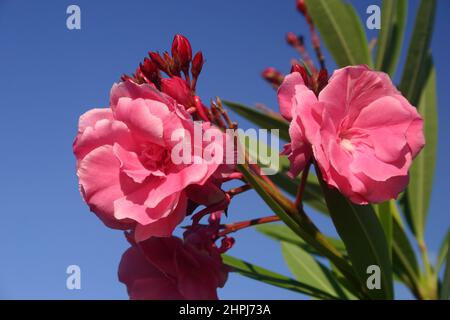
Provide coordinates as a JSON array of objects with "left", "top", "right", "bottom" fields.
[{"left": 0, "top": 0, "right": 448, "bottom": 299}]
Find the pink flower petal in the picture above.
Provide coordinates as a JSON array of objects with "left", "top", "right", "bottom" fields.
[
  {"left": 113, "top": 143, "right": 151, "bottom": 183},
  {"left": 77, "top": 145, "right": 136, "bottom": 229},
  {"left": 277, "top": 72, "right": 308, "bottom": 121}
]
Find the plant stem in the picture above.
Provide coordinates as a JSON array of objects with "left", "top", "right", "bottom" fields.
[
  {"left": 418, "top": 238, "right": 438, "bottom": 299},
  {"left": 295, "top": 161, "right": 311, "bottom": 209},
  {"left": 219, "top": 215, "right": 280, "bottom": 236},
  {"left": 227, "top": 184, "right": 252, "bottom": 198}
]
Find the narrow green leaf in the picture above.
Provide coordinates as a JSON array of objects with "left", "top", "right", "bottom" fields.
[
  {"left": 256, "top": 224, "right": 346, "bottom": 256},
  {"left": 392, "top": 211, "right": 420, "bottom": 289},
  {"left": 399, "top": 0, "right": 436, "bottom": 105},
  {"left": 282, "top": 242, "right": 349, "bottom": 299},
  {"left": 376, "top": 0, "right": 408, "bottom": 77},
  {"left": 238, "top": 163, "right": 334, "bottom": 257},
  {"left": 329, "top": 263, "right": 359, "bottom": 300},
  {"left": 317, "top": 171, "right": 394, "bottom": 299},
  {"left": 305, "top": 0, "right": 372, "bottom": 67},
  {"left": 402, "top": 66, "right": 438, "bottom": 239},
  {"left": 238, "top": 163, "right": 313, "bottom": 244},
  {"left": 238, "top": 163, "right": 361, "bottom": 294},
  {"left": 375, "top": 201, "right": 394, "bottom": 261},
  {"left": 437, "top": 230, "right": 450, "bottom": 271},
  {"left": 257, "top": 224, "right": 303, "bottom": 245},
  {"left": 222, "top": 100, "right": 290, "bottom": 141},
  {"left": 222, "top": 254, "right": 337, "bottom": 299},
  {"left": 439, "top": 237, "right": 450, "bottom": 300}
]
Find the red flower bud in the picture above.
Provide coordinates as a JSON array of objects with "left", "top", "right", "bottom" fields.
[
  {"left": 291, "top": 63, "right": 309, "bottom": 86},
  {"left": 191, "top": 51, "right": 204, "bottom": 79},
  {"left": 133, "top": 67, "right": 146, "bottom": 84},
  {"left": 218, "top": 236, "right": 235, "bottom": 253},
  {"left": 262, "top": 67, "right": 284, "bottom": 87},
  {"left": 296, "top": 0, "right": 307, "bottom": 15},
  {"left": 120, "top": 74, "right": 132, "bottom": 82},
  {"left": 161, "top": 77, "right": 193, "bottom": 106},
  {"left": 139, "top": 57, "right": 161, "bottom": 86},
  {"left": 171, "top": 34, "right": 192, "bottom": 71},
  {"left": 149, "top": 51, "right": 168, "bottom": 73},
  {"left": 286, "top": 32, "right": 301, "bottom": 47},
  {"left": 193, "top": 95, "right": 210, "bottom": 122}
]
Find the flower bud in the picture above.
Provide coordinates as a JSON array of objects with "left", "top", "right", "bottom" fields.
[
  {"left": 148, "top": 51, "right": 168, "bottom": 73},
  {"left": 171, "top": 34, "right": 192, "bottom": 71},
  {"left": 139, "top": 57, "right": 161, "bottom": 86},
  {"left": 262, "top": 67, "right": 284, "bottom": 87},
  {"left": 286, "top": 32, "right": 300, "bottom": 47},
  {"left": 191, "top": 51, "right": 204, "bottom": 79},
  {"left": 161, "top": 77, "right": 193, "bottom": 106},
  {"left": 291, "top": 63, "right": 309, "bottom": 86},
  {"left": 120, "top": 74, "right": 132, "bottom": 82},
  {"left": 296, "top": 0, "right": 307, "bottom": 15},
  {"left": 218, "top": 236, "right": 235, "bottom": 253}
]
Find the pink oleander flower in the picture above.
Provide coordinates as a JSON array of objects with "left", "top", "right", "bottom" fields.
[
  {"left": 73, "top": 79, "right": 225, "bottom": 241},
  {"left": 118, "top": 232, "right": 229, "bottom": 300},
  {"left": 278, "top": 65, "right": 425, "bottom": 204}
]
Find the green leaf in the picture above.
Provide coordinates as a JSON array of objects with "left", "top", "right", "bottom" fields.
[
  {"left": 399, "top": 0, "right": 436, "bottom": 105},
  {"left": 439, "top": 237, "right": 450, "bottom": 300},
  {"left": 375, "top": 201, "right": 394, "bottom": 261},
  {"left": 238, "top": 162, "right": 337, "bottom": 257},
  {"left": 376, "top": 0, "right": 408, "bottom": 77},
  {"left": 239, "top": 130, "right": 282, "bottom": 177},
  {"left": 391, "top": 211, "right": 420, "bottom": 289},
  {"left": 222, "top": 254, "right": 337, "bottom": 299},
  {"left": 256, "top": 224, "right": 346, "bottom": 256},
  {"left": 238, "top": 163, "right": 360, "bottom": 294},
  {"left": 437, "top": 230, "right": 450, "bottom": 271},
  {"left": 317, "top": 171, "right": 394, "bottom": 299},
  {"left": 238, "top": 163, "right": 311, "bottom": 242},
  {"left": 305, "top": 0, "right": 372, "bottom": 67},
  {"left": 222, "top": 100, "right": 290, "bottom": 141},
  {"left": 282, "top": 242, "right": 349, "bottom": 299},
  {"left": 402, "top": 66, "right": 438, "bottom": 239}
]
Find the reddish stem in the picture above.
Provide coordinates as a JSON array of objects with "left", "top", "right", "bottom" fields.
[
  {"left": 227, "top": 184, "right": 251, "bottom": 198},
  {"left": 219, "top": 215, "right": 280, "bottom": 236}
]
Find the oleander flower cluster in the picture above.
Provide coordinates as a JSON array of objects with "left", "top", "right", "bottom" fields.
[
  {"left": 278, "top": 65, "right": 424, "bottom": 204},
  {"left": 73, "top": 2, "right": 429, "bottom": 300},
  {"left": 74, "top": 35, "right": 236, "bottom": 299}
]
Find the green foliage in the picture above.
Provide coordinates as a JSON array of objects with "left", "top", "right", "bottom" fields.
[
  {"left": 401, "top": 67, "right": 438, "bottom": 240},
  {"left": 376, "top": 0, "right": 408, "bottom": 77},
  {"left": 222, "top": 255, "right": 339, "bottom": 299},
  {"left": 305, "top": 0, "right": 372, "bottom": 67},
  {"left": 282, "top": 242, "right": 350, "bottom": 299},
  {"left": 399, "top": 0, "right": 436, "bottom": 105},
  {"left": 317, "top": 173, "right": 394, "bottom": 300},
  {"left": 222, "top": 100, "right": 290, "bottom": 141}
]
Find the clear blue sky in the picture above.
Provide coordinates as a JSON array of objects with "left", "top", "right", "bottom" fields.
[{"left": 0, "top": 0, "right": 448, "bottom": 299}]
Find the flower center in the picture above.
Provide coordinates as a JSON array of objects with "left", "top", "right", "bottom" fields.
[
  {"left": 139, "top": 143, "right": 170, "bottom": 173},
  {"left": 340, "top": 138, "right": 355, "bottom": 152}
]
